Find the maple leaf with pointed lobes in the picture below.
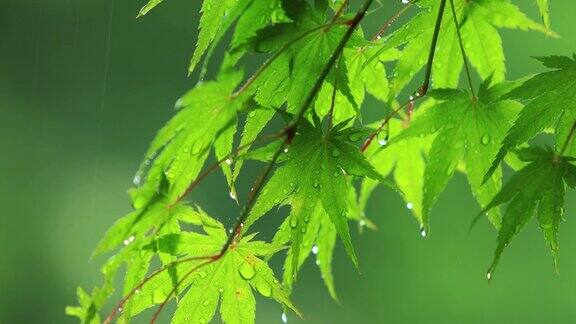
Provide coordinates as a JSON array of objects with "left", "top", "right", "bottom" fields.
[
  {"left": 135, "top": 215, "right": 299, "bottom": 324},
  {"left": 68, "top": 204, "right": 206, "bottom": 324},
  {"left": 246, "top": 0, "right": 359, "bottom": 114},
  {"left": 128, "top": 72, "right": 247, "bottom": 212},
  {"left": 366, "top": 0, "right": 551, "bottom": 98},
  {"left": 391, "top": 79, "right": 522, "bottom": 231},
  {"left": 481, "top": 147, "right": 576, "bottom": 278},
  {"left": 137, "top": 0, "right": 164, "bottom": 17},
  {"left": 535, "top": 0, "right": 551, "bottom": 29},
  {"left": 484, "top": 55, "right": 576, "bottom": 183},
  {"left": 72, "top": 208, "right": 299, "bottom": 324},
  {"left": 244, "top": 118, "right": 394, "bottom": 276}
]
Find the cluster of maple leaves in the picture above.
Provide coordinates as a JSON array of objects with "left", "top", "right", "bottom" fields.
[{"left": 67, "top": 0, "right": 576, "bottom": 323}]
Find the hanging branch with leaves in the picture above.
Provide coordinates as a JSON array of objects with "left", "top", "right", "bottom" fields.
[{"left": 67, "top": 0, "right": 576, "bottom": 323}]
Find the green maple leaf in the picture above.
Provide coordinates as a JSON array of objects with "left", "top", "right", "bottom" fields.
[
  {"left": 68, "top": 204, "right": 205, "bottom": 323},
  {"left": 246, "top": 0, "right": 360, "bottom": 113},
  {"left": 485, "top": 55, "right": 576, "bottom": 182},
  {"left": 269, "top": 180, "right": 364, "bottom": 301},
  {"left": 71, "top": 207, "right": 298, "bottom": 324},
  {"left": 231, "top": 1, "right": 367, "bottom": 190},
  {"left": 361, "top": 118, "right": 433, "bottom": 227},
  {"left": 481, "top": 146, "right": 576, "bottom": 277},
  {"left": 126, "top": 214, "right": 298, "bottom": 324},
  {"left": 245, "top": 118, "right": 393, "bottom": 274},
  {"left": 392, "top": 80, "right": 522, "bottom": 231},
  {"left": 535, "top": 0, "right": 551, "bottom": 29},
  {"left": 128, "top": 72, "right": 246, "bottom": 211},
  {"left": 188, "top": 0, "right": 253, "bottom": 74},
  {"left": 368, "top": 0, "right": 550, "bottom": 97},
  {"left": 137, "top": 0, "right": 164, "bottom": 17}
]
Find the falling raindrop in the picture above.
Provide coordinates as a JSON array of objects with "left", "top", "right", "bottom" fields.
[
  {"left": 419, "top": 227, "right": 427, "bottom": 238},
  {"left": 133, "top": 173, "right": 142, "bottom": 186}
]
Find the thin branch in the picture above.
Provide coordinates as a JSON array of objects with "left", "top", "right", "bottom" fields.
[
  {"left": 419, "top": 0, "right": 447, "bottom": 97},
  {"left": 360, "top": 101, "right": 410, "bottom": 152},
  {"left": 168, "top": 128, "right": 286, "bottom": 208},
  {"left": 448, "top": 0, "right": 475, "bottom": 99},
  {"left": 232, "top": 21, "right": 346, "bottom": 98},
  {"left": 371, "top": 0, "right": 419, "bottom": 42},
  {"left": 103, "top": 254, "right": 217, "bottom": 324},
  {"left": 362, "top": 0, "right": 447, "bottom": 152},
  {"left": 559, "top": 121, "right": 576, "bottom": 156},
  {"left": 327, "top": 59, "right": 341, "bottom": 132},
  {"left": 150, "top": 258, "right": 219, "bottom": 324},
  {"left": 330, "top": 0, "right": 350, "bottom": 25}
]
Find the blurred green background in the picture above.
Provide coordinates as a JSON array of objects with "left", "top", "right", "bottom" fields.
[{"left": 1, "top": 0, "right": 576, "bottom": 323}]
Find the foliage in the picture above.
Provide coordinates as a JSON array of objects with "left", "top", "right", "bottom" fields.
[{"left": 68, "top": 0, "right": 576, "bottom": 323}]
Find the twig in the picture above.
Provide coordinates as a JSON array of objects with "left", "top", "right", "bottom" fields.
[
  {"left": 448, "top": 0, "right": 475, "bottom": 99},
  {"left": 559, "top": 121, "right": 576, "bottom": 156},
  {"left": 361, "top": 0, "right": 448, "bottom": 152}
]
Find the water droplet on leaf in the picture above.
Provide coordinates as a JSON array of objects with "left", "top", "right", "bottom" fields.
[
  {"left": 255, "top": 281, "right": 272, "bottom": 297},
  {"left": 239, "top": 262, "right": 255, "bottom": 280}
]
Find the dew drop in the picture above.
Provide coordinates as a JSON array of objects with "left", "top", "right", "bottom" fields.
[
  {"left": 202, "top": 298, "right": 211, "bottom": 306},
  {"left": 238, "top": 262, "right": 256, "bottom": 280},
  {"left": 225, "top": 158, "right": 233, "bottom": 165},
  {"left": 331, "top": 148, "right": 342, "bottom": 157},
  {"left": 401, "top": 0, "right": 410, "bottom": 3},
  {"left": 312, "top": 245, "right": 319, "bottom": 255},
  {"left": 348, "top": 132, "right": 362, "bottom": 142},
  {"left": 289, "top": 216, "right": 298, "bottom": 228},
  {"left": 406, "top": 202, "right": 414, "bottom": 210},
  {"left": 117, "top": 307, "right": 123, "bottom": 313},
  {"left": 255, "top": 281, "right": 272, "bottom": 297},
  {"left": 229, "top": 191, "right": 237, "bottom": 201},
  {"left": 123, "top": 235, "right": 135, "bottom": 246},
  {"left": 313, "top": 178, "right": 320, "bottom": 188},
  {"left": 281, "top": 312, "right": 288, "bottom": 323},
  {"left": 486, "top": 271, "right": 492, "bottom": 280},
  {"left": 333, "top": 171, "right": 340, "bottom": 178},
  {"left": 283, "top": 148, "right": 289, "bottom": 153},
  {"left": 481, "top": 134, "right": 491, "bottom": 145}
]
